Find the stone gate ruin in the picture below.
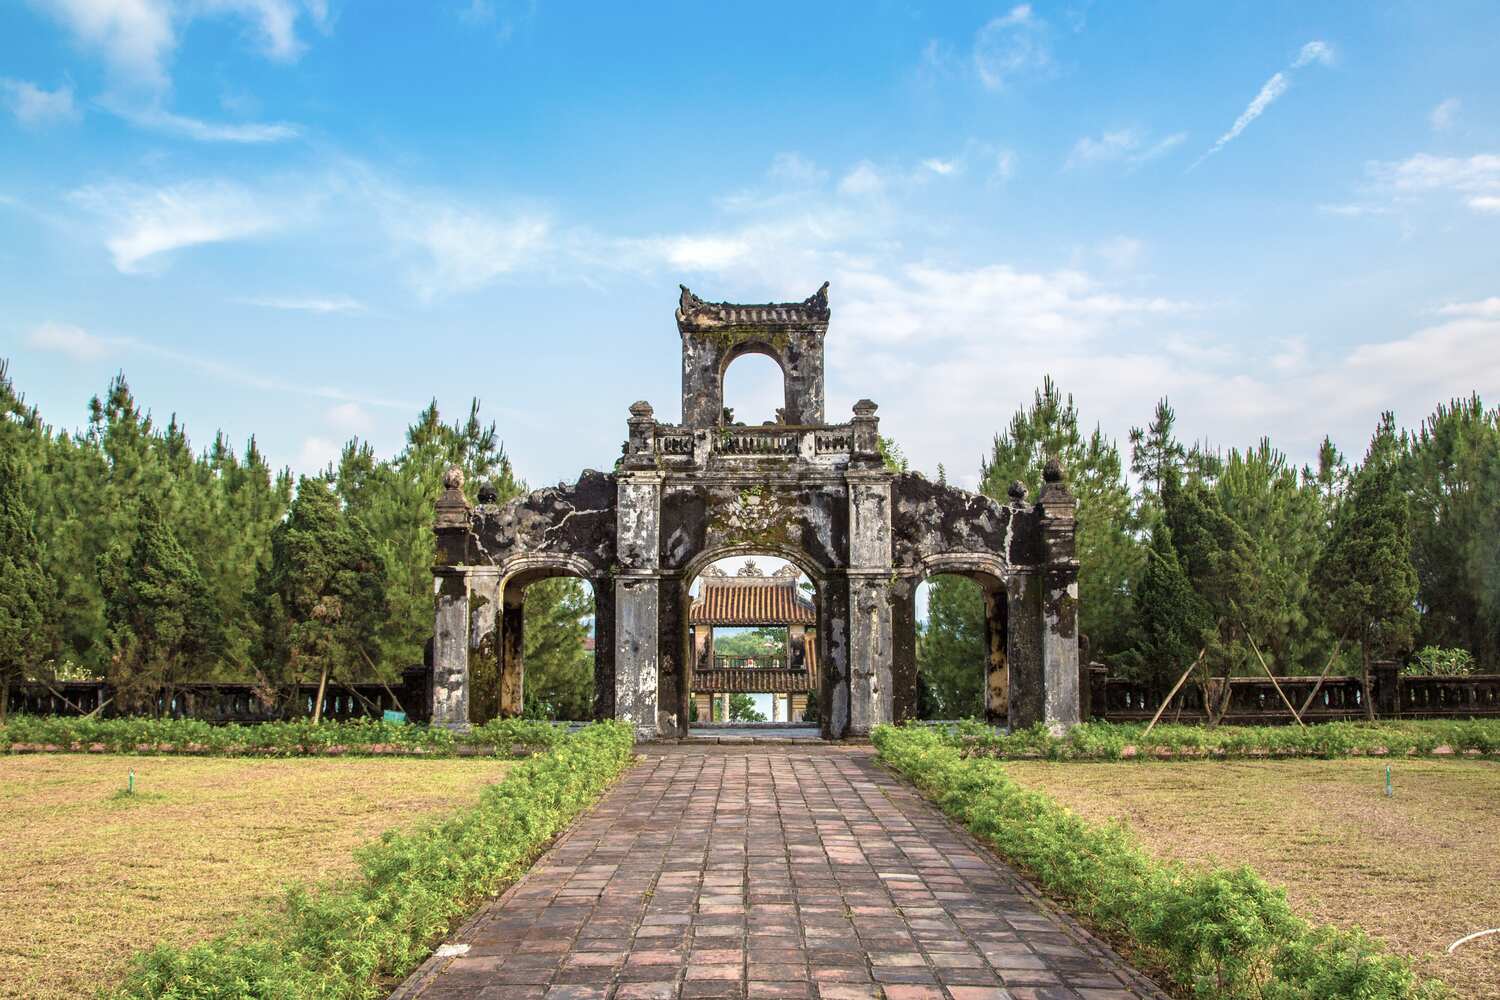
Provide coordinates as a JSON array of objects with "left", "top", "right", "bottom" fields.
[{"left": 431, "top": 283, "right": 1081, "bottom": 739}]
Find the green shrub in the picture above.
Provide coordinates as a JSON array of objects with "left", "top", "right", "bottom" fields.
[
  {"left": 0, "top": 714, "right": 567, "bottom": 757},
  {"left": 935, "top": 718, "right": 1500, "bottom": 761},
  {"left": 1404, "top": 647, "right": 1475, "bottom": 676},
  {"left": 873, "top": 724, "right": 1445, "bottom": 1000},
  {"left": 109, "top": 721, "right": 634, "bottom": 1000}
]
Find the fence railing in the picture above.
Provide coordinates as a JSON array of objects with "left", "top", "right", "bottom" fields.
[
  {"left": 4, "top": 666, "right": 432, "bottom": 724},
  {"left": 1085, "top": 662, "right": 1500, "bottom": 724},
  {"left": 646, "top": 423, "right": 855, "bottom": 463},
  {"left": 712, "top": 654, "right": 788, "bottom": 671}
]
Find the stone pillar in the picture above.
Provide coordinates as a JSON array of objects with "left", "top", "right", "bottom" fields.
[
  {"left": 592, "top": 579, "right": 616, "bottom": 720},
  {"left": 467, "top": 572, "right": 501, "bottom": 723},
  {"left": 1006, "top": 572, "right": 1044, "bottom": 730},
  {"left": 615, "top": 462, "right": 663, "bottom": 740},
  {"left": 890, "top": 577, "right": 918, "bottom": 724},
  {"left": 498, "top": 589, "right": 524, "bottom": 717},
  {"left": 821, "top": 576, "right": 851, "bottom": 739},
  {"left": 1038, "top": 459, "right": 1081, "bottom": 734},
  {"left": 847, "top": 442, "right": 894, "bottom": 736},
  {"left": 984, "top": 583, "right": 1009, "bottom": 724},
  {"left": 432, "top": 466, "right": 472, "bottom": 728}
]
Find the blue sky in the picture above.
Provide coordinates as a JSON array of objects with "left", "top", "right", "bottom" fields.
[{"left": 3, "top": 1, "right": 1498, "bottom": 487}]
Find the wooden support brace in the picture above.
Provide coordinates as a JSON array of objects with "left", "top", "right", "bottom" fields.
[
  {"left": 1245, "top": 628, "right": 1305, "bottom": 727},
  {"left": 1143, "top": 646, "right": 1207, "bottom": 738}
]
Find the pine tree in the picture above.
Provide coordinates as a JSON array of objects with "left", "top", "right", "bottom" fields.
[
  {"left": 520, "top": 577, "right": 594, "bottom": 719},
  {"left": 256, "top": 478, "right": 388, "bottom": 717},
  {"left": 1121, "top": 524, "right": 1212, "bottom": 688},
  {"left": 1315, "top": 420, "right": 1420, "bottom": 717},
  {"left": 915, "top": 574, "right": 986, "bottom": 718},
  {"left": 1129, "top": 397, "right": 1185, "bottom": 511},
  {"left": 98, "top": 497, "right": 224, "bottom": 711},
  {"left": 978, "top": 376, "right": 1143, "bottom": 658},
  {"left": 0, "top": 450, "right": 50, "bottom": 720}
]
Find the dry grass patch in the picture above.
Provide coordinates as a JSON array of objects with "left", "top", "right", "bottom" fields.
[
  {"left": 0, "top": 754, "right": 512, "bottom": 1000},
  {"left": 1004, "top": 757, "right": 1500, "bottom": 999}
]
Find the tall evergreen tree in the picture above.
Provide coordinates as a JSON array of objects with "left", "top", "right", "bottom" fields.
[
  {"left": 256, "top": 478, "right": 388, "bottom": 715},
  {"left": 1121, "top": 523, "right": 1212, "bottom": 688},
  {"left": 1314, "top": 418, "right": 1420, "bottom": 716},
  {"left": 1129, "top": 397, "right": 1186, "bottom": 512},
  {"left": 978, "top": 376, "right": 1143, "bottom": 658},
  {"left": 520, "top": 577, "right": 595, "bottom": 720},
  {"left": 0, "top": 450, "right": 50, "bottom": 720},
  {"left": 915, "top": 574, "right": 986, "bottom": 718},
  {"left": 98, "top": 497, "right": 224, "bottom": 711},
  {"left": 1402, "top": 395, "right": 1500, "bottom": 669}
]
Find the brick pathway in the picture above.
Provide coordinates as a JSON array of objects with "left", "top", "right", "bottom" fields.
[{"left": 392, "top": 745, "right": 1167, "bottom": 1000}]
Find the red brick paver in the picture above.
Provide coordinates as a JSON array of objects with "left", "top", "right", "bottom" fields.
[{"left": 391, "top": 746, "right": 1167, "bottom": 1000}]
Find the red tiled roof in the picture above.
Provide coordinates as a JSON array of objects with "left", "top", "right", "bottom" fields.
[{"left": 689, "top": 578, "right": 816, "bottom": 625}]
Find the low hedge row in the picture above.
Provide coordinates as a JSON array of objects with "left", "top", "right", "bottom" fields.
[
  {"left": 873, "top": 724, "right": 1445, "bottom": 1000},
  {"left": 944, "top": 718, "right": 1500, "bottom": 760},
  {"left": 0, "top": 714, "right": 565, "bottom": 756},
  {"left": 109, "top": 720, "right": 635, "bottom": 1000}
]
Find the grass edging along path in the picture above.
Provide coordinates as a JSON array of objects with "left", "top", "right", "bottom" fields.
[
  {"left": 873, "top": 724, "right": 1447, "bottom": 1000},
  {"left": 1, "top": 715, "right": 564, "bottom": 757},
  {"left": 107, "top": 721, "right": 635, "bottom": 1000},
  {"left": 945, "top": 718, "right": 1500, "bottom": 761}
]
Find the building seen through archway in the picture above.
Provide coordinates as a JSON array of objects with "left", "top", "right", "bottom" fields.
[
  {"left": 688, "top": 557, "right": 817, "bottom": 724},
  {"left": 430, "top": 283, "right": 1081, "bottom": 739}
]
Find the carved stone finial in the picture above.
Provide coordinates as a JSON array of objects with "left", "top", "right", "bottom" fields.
[
  {"left": 773, "top": 564, "right": 800, "bottom": 579},
  {"left": 737, "top": 558, "right": 765, "bottom": 577},
  {"left": 477, "top": 481, "right": 499, "bottom": 504},
  {"left": 678, "top": 285, "right": 704, "bottom": 315},
  {"left": 1007, "top": 480, "right": 1028, "bottom": 502},
  {"left": 852, "top": 399, "right": 878, "bottom": 418},
  {"left": 443, "top": 465, "right": 464, "bottom": 490},
  {"left": 701, "top": 565, "right": 728, "bottom": 577},
  {"left": 1043, "top": 458, "right": 1065, "bottom": 484},
  {"left": 805, "top": 281, "right": 830, "bottom": 311},
  {"left": 629, "top": 400, "right": 654, "bottom": 419}
]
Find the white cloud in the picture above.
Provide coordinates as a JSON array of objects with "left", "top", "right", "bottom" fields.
[
  {"left": 26, "top": 322, "right": 111, "bottom": 361},
  {"left": 837, "top": 162, "right": 886, "bottom": 197},
  {"left": 921, "top": 158, "right": 958, "bottom": 176},
  {"left": 1, "top": 79, "right": 79, "bottom": 125},
  {"left": 236, "top": 294, "right": 366, "bottom": 313},
  {"left": 325, "top": 401, "right": 370, "bottom": 432},
  {"left": 1430, "top": 97, "right": 1461, "bottom": 132},
  {"left": 1093, "top": 236, "right": 1144, "bottom": 271},
  {"left": 1363, "top": 153, "right": 1500, "bottom": 215},
  {"left": 1192, "top": 40, "right": 1332, "bottom": 168},
  {"left": 991, "top": 149, "right": 1017, "bottom": 183},
  {"left": 107, "top": 103, "right": 299, "bottom": 142},
  {"left": 296, "top": 435, "right": 340, "bottom": 472},
  {"left": 397, "top": 206, "right": 551, "bottom": 299},
  {"left": 767, "top": 152, "right": 827, "bottom": 186},
  {"left": 1067, "top": 129, "right": 1185, "bottom": 169},
  {"left": 1439, "top": 298, "right": 1500, "bottom": 319},
  {"left": 1292, "top": 40, "right": 1335, "bottom": 68},
  {"left": 972, "top": 5, "right": 1051, "bottom": 91},
  {"left": 69, "top": 179, "right": 284, "bottom": 272},
  {"left": 33, "top": 0, "right": 326, "bottom": 93}
]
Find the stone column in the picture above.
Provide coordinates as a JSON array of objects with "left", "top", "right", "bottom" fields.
[
  {"left": 498, "top": 589, "right": 524, "bottom": 717},
  {"left": 820, "top": 575, "right": 851, "bottom": 739},
  {"left": 467, "top": 571, "right": 501, "bottom": 723},
  {"left": 984, "top": 583, "right": 1009, "bottom": 724},
  {"left": 890, "top": 577, "right": 918, "bottom": 724},
  {"left": 431, "top": 465, "right": 472, "bottom": 728},
  {"left": 847, "top": 412, "right": 894, "bottom": 736},
  {"left": 615, "top": 457, "right": 663, "bottom": 740},
  {"left": 1038, "top": 459, "right": 1081, "bottom": 733},
  {"left": 1006, "top": 572, "right": 1044, "bottom": 730}
]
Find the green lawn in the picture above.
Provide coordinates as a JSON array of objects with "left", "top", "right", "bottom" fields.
[
  {"left": 1004, "top": 757, "right": 1500, "bottom": 999},
  {"left": 0, "top": 754, "right": 512, "bottom": 1000}
]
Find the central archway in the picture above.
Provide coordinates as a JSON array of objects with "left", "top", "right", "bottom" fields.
[{"left": 667, "top": 543, "right": 832, "bottom": 738}]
